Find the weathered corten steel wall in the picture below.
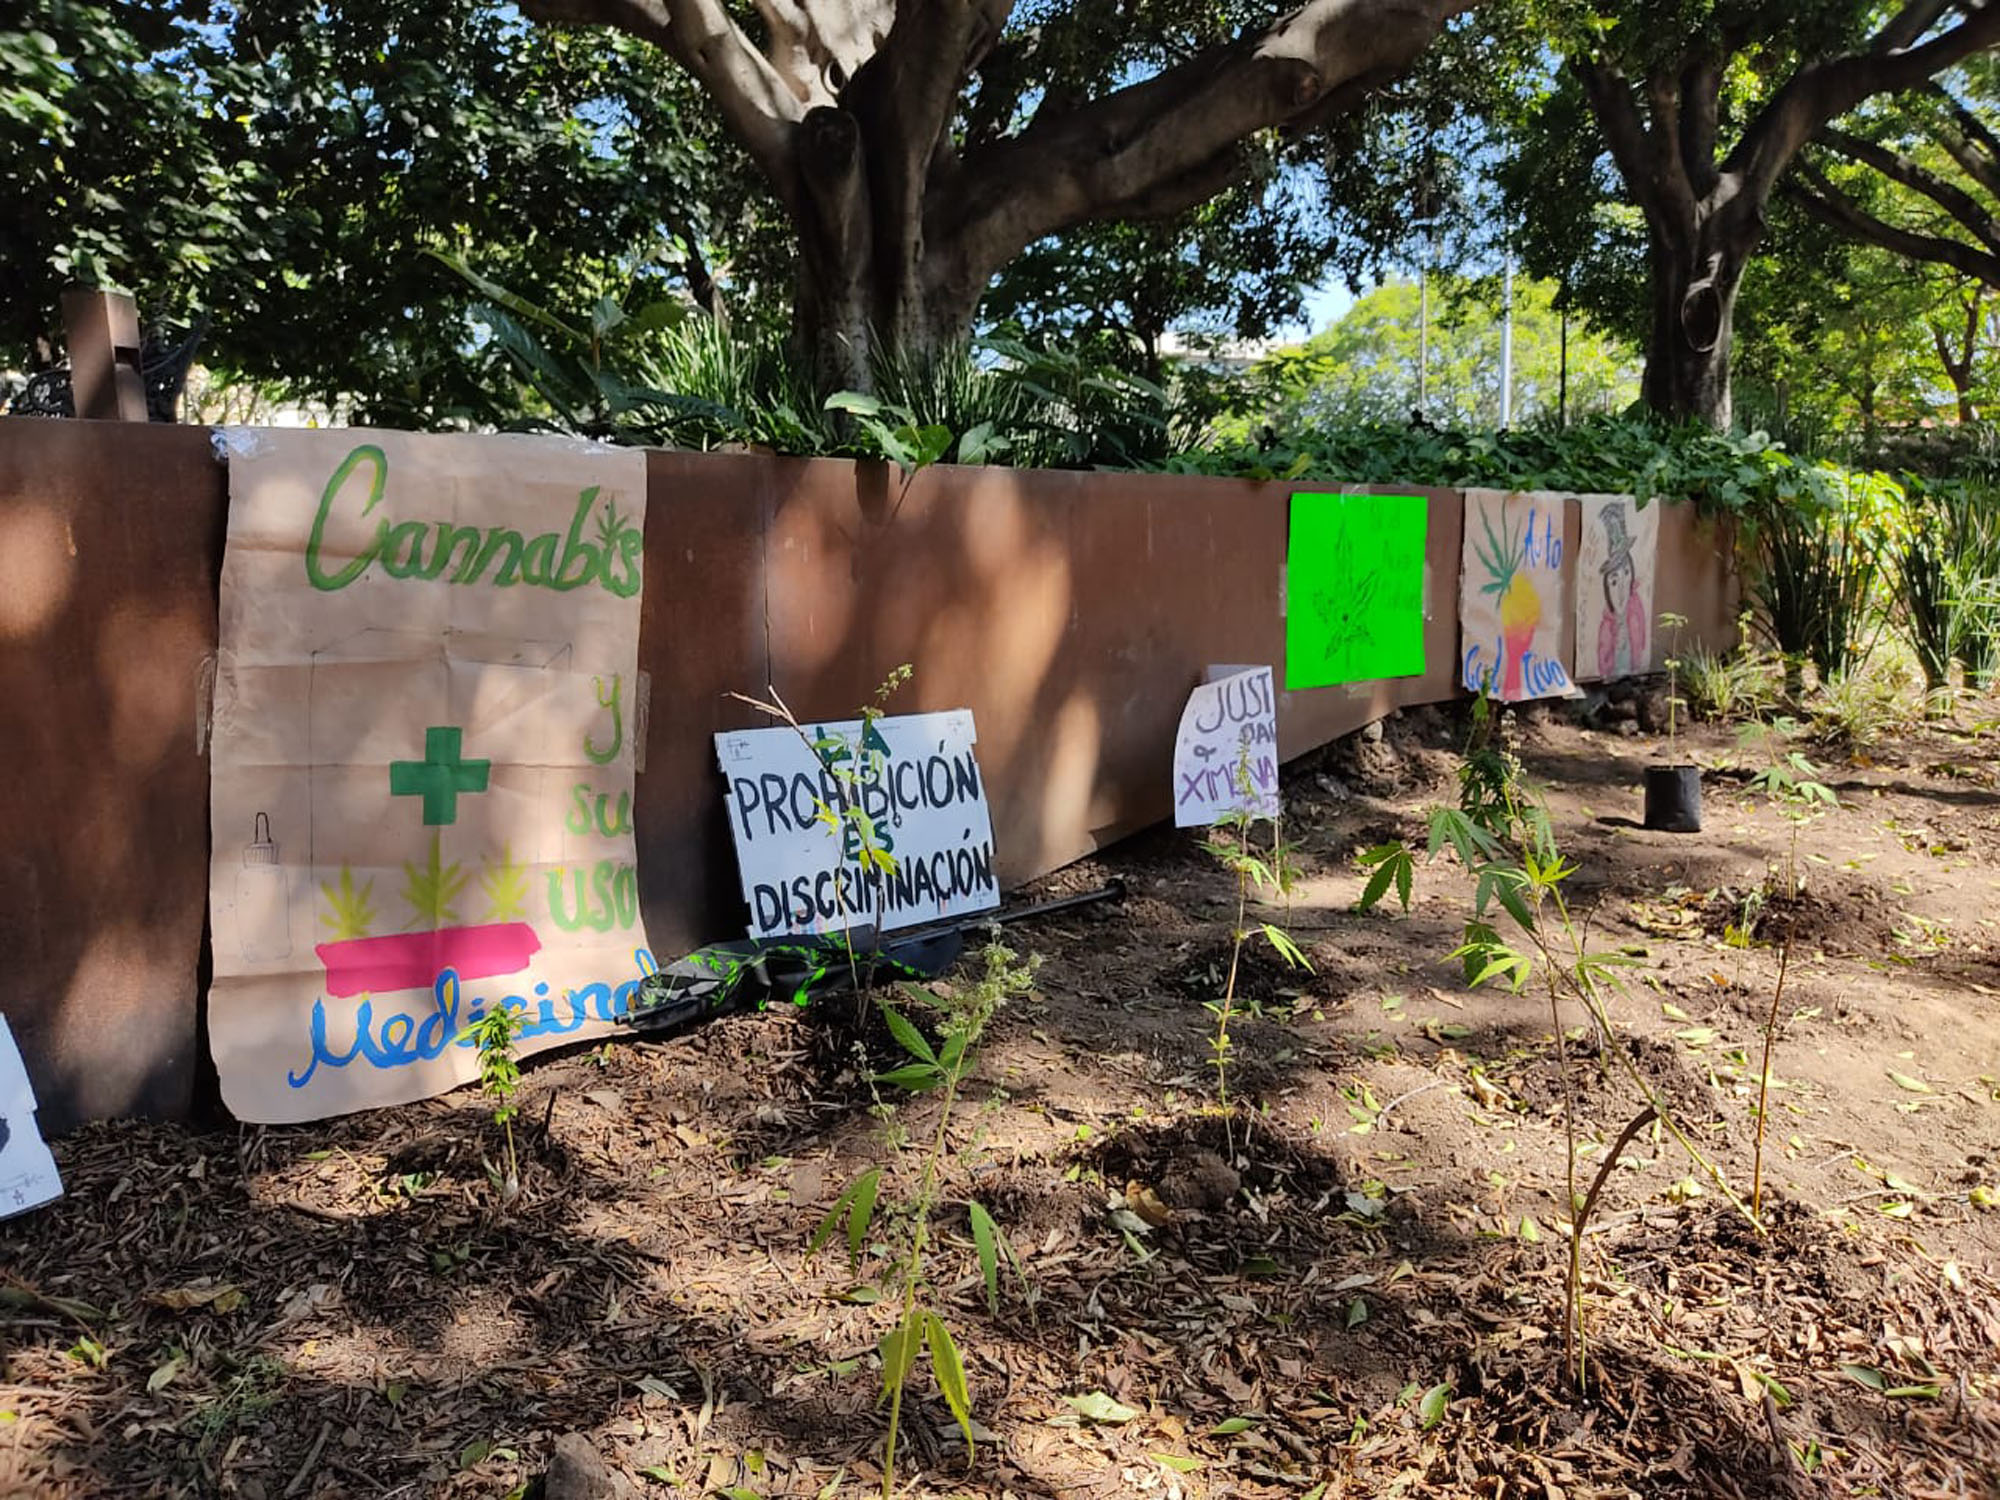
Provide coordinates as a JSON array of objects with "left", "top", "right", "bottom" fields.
[
  {"left": 0, "top": 421, "right": 224, "bottom": 1131},
  {"left": 1, "top": 423, "right": 1738, "bottom": 1128}
]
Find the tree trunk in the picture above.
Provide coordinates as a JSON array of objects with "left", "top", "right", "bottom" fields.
[
  {"left": 791, "top": 219, "right": 986, "bottom": 391},
  {"left": 523, "top": 0, "right": 1476, "bottom": 392},
  {"left": 1639, "top": 228, "right": 1747, "bottom": 429}
]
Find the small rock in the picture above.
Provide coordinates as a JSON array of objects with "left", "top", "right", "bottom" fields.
[
  {"left": 1156, "top": 1148, "right": 1241, "bottom": 1212},
  {"left": 541, "top": 1435, "right": 622, "bottom": 1500},
  {"left": 1360, "top": 718, "right": 1385, "bottom": 744}
]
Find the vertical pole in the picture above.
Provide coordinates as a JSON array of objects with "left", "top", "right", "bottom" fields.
[
  {"left": 1559, "top": 304, "right": 1570, "bottom": 428},
  {"left": 61, "top": 287, "right": 147, "bottom": 422},
  {"left": 1418, "top": 268, "right": 1429, "bottom": 412},
  {"left": 1498, "top": 254, "right": 1514, "bottom": 428}
]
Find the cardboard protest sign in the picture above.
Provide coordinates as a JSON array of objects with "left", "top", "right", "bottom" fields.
[
  {"left": 0, "top": 1016, "right": 62, "bottom": 1218},
  {"left": 1460, "top": 489, "right": 1575, "bottom": 702},
  {"left": 1286, "top": 492, "right": 1428, "bottom": 689},
  {"left": 716, "top": 711, "right": 999, "bottom": 939},
  {"left": 1173, "top": 666, "right": 1279, "bottom": 827},
  {"left": 208, "top": 430, "right": 652, "bottom": 1123},
  {"left": 1574, "top": 495, "right": 1659, "bottom": 682}
]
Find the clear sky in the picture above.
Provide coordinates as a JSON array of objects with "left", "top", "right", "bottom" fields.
[{"left": 1281, "top": 276, "right": 1363, "bottom": 342}]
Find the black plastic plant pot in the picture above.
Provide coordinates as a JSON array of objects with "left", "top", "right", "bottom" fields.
[{"left": 1643, "top": 764, "right": 1703, "bottom": 833}]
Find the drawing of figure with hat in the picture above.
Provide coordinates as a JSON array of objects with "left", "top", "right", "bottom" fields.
[{"left": 1596, "top": 502, "right": 1647, "bottom": 679}]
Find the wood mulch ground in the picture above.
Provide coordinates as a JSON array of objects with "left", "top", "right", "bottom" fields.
[{"left": 5, "top": 702, "right": 2000, "bottom": 1499}]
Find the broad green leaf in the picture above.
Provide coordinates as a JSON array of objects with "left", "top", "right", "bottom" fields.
[
  {"left": 1209, "top": 1415, "right": 1255, "bottom": 1436},
  {"left": 968, "top": 1201, "right": 1001, "bottom": 1314},
  {"left": 1840, "top": 1363, "right": 1887, "bottom": 1391},
  {"left": 845, "top": 1168, "right": 881, "bottom": 1261},
  {"left": 880, "top": 1005, "right": 936, "bottom": 1064},
  {"left": 1418, "top": 1382, "right": 1451, "bottom": 1429},
  {"left": 1065, "top": 1391, "right": 1142, "bottom": 1424},
  {"left": 879, "top": 1315, "right": 920, "bottom": 1398},
  {"left": 925, "top": 1311, "right": 975, "bottom": 1457},
  {"left": 1359, "top": 858, "right": 1397, "bottom": 913},
  {"left": 938, "top": 1027, "right": 970, "bottom": 1079},
  {"left": 1887, "top": 1069, "right": 1932, "bottom": 1093},
  {"left": 871, "top": 1063, "right": 942, "bottom": 1093},
  {"left": 1152, "top": 1454, "right": 1203, "bottom": 1473},
  {"left": 1261, "top": 924, "right": 1312, "bottom": 970},
  {"left": 807, "top": 1168, "right": 882, "bottom": 1264},
  {"left": 824, "top": 390, "right": 884, "bottom": 417}
]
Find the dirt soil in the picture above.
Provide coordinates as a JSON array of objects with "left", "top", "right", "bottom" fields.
[{"left": 7, "top": 705, "right": 2000, "bottom": 1500}]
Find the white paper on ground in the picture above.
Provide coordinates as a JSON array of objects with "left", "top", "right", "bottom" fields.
[{"left": 0, "top": 1015, "right": 63, "bottom": 1218}]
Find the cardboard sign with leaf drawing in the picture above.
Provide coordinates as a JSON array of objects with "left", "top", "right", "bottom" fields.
[
  {"left": 207, "top": 430, "right": 653, "bottom": 1123},
  {"left": 1459, "top": 490, "right": 1576, "bottom": 702}
]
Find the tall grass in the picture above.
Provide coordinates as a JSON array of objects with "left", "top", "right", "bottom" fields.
[
  {"left": 1896, "top": 480, "right": 2000, "bottom": 695},
  {"left": 1747, "top": 467, "right": 1892, "bottom": 697}
]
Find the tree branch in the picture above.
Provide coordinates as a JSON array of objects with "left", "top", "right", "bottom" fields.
[
  {"left": 933, "top": 0, "right": 1474, "bottom": 282},
  {"left": 1678, "top": 47, "right": 1724, "bottom": 200},
  {"left": 521, "top": 0, "right": 804, "bottom": 184},
  {"left": 749, "top": 0, "right": 892, "bottom": 97},
  {"left": 1640, "top": 63, "right": 1703, "bottom": 228},
  {"left": 1730, "top": 0, "right": 2000, "bottom": 206},
  {"left": 1099, "top": 144, "right": 1256, "bottom": 222},
  {"left": 1871, "top": 0, "right": 1959, "bottom": 54},
  {"left": 1789, "top": 160, "right": 2000, "bottom": 287},
  {"left": 1819, "top": 126, "right": 2000, "bottom": 253},
  {"left": 1931, "top": 88, "right": 2000, "bottom": 201},
  {"left": 1574, "top": 58, "right": 1679, "bottom": 231}
]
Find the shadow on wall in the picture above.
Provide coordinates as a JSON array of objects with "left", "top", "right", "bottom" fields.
[
  {"left": 0, "top": 420, "right": 225, "bottom": 1131},
  {"left": 0, "top": 426, "right": 1740, "bottom": 1129}
]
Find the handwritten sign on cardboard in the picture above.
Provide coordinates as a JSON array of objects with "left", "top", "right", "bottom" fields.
[
  {"left": 208, "top": 429, "right": 652, "bottom": 1123},
  {"left": 1286, "top": 492, "right": 1428, "bottom": 689},
  {"left": 1574, "top": 494, "right": 1659, "bottom": 682},
  {"left": 717, "top": 711, "right": 1000, "bottom": 940},
  {"left": 1459, "top": 489, "right": 1575, "bottom": 702},
  {"left": 1173, "top": 666, "right": 1280, "bottom": 827}
]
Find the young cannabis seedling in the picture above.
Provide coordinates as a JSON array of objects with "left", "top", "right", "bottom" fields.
[
  {"left": 1357, "top": 704, "right": 1758, "bottom": 1390},
  {"left": 1739, "top": 722, "right": 1837, "bottom": 1215},
  {"left": 461, "top": 1005, "right": 523, "bottom": 1203},
  {"left": 1659, "top": 611, "right": 1690, "bottom": 753},
  {"left": 1199, "top": 755, "right": 1309, "bottom": 1152},
  {"left": 808, "top": 939, "right": 1036, "bottom": 1499},
  {"left": 1744, "top": 729, "right": 1838, "bottom": 900}
]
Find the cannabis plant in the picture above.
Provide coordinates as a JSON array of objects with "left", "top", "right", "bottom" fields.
[
  {"left": 1199, "top": 753, "right": 1309, "bottom": 1150},
  {"left": 461, "top": 1004, "right": 523, "bottom": 1203},
  {"left": 809, "top": 940, "right": 1037, "bottom": 1497}
]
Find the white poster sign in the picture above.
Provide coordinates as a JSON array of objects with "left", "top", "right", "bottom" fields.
[
  {"left": 0, "top": 1016, "right": 62, "bottom": 1218},
  {"left": 1173, "top": 666, "right": 1280, "bottom": 827},
  {"left": 1574, "top": 494, "right": 1660, "bottom": 681},
  {"left": 717, "top": 711, "right": 999, "bottom": 939},
  {"left": 208, "top": 429, "right": 652, "bottom": 1123}
]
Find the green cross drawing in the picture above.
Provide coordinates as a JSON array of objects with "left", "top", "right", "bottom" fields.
[{"left": 390, "top": 726, "right": 490, "bottom": 826}]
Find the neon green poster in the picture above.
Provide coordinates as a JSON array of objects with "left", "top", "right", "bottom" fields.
[{"left": 1286, "top": 492, "right": 1429, "bottom": 689}]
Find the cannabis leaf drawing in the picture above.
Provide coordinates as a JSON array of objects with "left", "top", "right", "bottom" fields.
[
  {"left": 318, "top": 866, "right": 378, "bottom": 941},
  {"left": 402, "top": 831, "right": 469, "bottom": 930}
]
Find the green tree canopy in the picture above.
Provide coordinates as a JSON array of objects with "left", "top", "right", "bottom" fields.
[
  {"left": 1228, "top": 277, "right": 1640, "bottom": 434},
  {"left": 2, "top": 0, "right": 733, "bottom": 426},
  {"left": 1500, "top": 0, "right": 2000, "bottom": 428}
]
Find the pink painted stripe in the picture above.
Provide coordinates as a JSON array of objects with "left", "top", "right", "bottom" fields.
[{"left": 315, "top": 923, "right": 542, "bottom": 998}]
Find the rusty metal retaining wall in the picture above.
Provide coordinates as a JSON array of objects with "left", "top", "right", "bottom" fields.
[{"left": 0, "top": 421, "right": 1738, "bottom": 1130}]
